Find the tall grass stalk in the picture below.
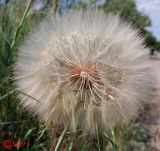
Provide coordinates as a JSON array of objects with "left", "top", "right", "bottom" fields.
[
  {"left": 10, "top": 0, "right": 33, "bottom": 49},
  {"left": 54, "top": 124, "right": 68, "bottom": 151},
  {"left": 103, "top": 132, "right": 118, "bottom": 151}
]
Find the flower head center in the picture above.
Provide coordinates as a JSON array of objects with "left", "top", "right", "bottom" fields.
[
  {"left": 80, "top": 71, "right": 89, "bottom": 78},
  {"left": 67, "top": 62, "right": 99, "bottom": 91}
]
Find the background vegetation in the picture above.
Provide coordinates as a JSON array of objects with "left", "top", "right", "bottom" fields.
[{"left": 0, "top": 0, "right": 159, "bottom": 150}]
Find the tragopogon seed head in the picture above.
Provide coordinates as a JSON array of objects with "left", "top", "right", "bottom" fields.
[{"left": 14, "top": 9, "right": 153, "bottom": 134}]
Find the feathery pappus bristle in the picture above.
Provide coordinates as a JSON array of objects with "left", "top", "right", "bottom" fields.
[{"left": 14, "top": 9, "right": 153, "bottom": 134}]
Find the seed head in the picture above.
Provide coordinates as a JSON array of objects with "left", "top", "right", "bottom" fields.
[{"left": 14, "top": 10, "right": 152, "bottom": 134}]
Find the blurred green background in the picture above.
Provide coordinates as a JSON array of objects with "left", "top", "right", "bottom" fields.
[{"left": 0, "top": 0, "right": 159, "bottom": 150}]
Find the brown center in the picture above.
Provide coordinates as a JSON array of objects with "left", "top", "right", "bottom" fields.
[{"left": 67, "top": 62, "right": 99, "bottom": 90}]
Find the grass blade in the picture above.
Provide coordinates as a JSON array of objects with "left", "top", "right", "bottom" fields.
[
  {"left": 10, "top": 0, "right": 33, "bottom": 49},
  {"left": 54, "top": 124, "right": 68, "bottom": 151},
  {"left": 103, "top": 132, "right": 118, "bottom": 151}
]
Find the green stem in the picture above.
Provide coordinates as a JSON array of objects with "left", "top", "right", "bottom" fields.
[
  {"left": 111, "top": 127, "right": 116, "bottom": 143},
  {"left": 103, "top": 132, "right": 118, "bottom": 151},
  {"left": 96, "top": 124, "right": 101, "bottom": 151},
  {"left": 54, "top": 124, "right": 68, "bottom": 151},
  {"left": 68, "top": 137, "right": 73, "bottom": 151},
  {"left": 10, "top": 0, "right": 33, "bottom": 49}
]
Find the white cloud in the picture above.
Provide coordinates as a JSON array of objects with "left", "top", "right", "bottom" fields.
[{"left": 136, "top": 0, "right": 160, "bottom": 41}]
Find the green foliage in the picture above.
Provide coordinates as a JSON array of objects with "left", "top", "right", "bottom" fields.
[
  {"left": 104, "top": 0, "right": 160, "bottom": 51},
  {"left": 0, "top": 1, "right": 50, "bottom": 150},
  {"left": 104, "top": 0, "right": 150, "bottom": 28}
]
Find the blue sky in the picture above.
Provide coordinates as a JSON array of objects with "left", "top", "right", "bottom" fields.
[{"left": 136, "top": 0, "right": 160, "bottom": 41}]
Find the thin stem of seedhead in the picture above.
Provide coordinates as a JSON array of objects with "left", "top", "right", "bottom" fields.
[
  {"left": 111, "top": 127, "right": 116, "bottom": 144},
  {"left": 96, "top": 124, "right": 101, "bottom": 151},
  {"left": 10, "top": 0, "right": 33, "bottom": 49},
  {"left": 54, "top": 124, "right": 68, "bottom": 151}
]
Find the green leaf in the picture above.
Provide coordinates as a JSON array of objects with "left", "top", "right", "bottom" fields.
[{"left": 103, "top": 132, "right": 118, "bottom": 151}]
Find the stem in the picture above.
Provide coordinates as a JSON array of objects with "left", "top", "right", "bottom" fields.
[
  {"left": 103, "top": 132, "right": 118, "bottom": 151},
  {"left": 68, "top": 137, "right": 73, "bottom": 151},
  {"left": 54, "top": 124, "right": 68, "bottom": 151},
  {"left": 10, "top": 0, "right": 33, "bottom": 49},
  {"left": 52, "top": 0, "right": 59, "bottom": 14},
  {"left": 111, "top": 127, "right": 116, "bottom": 143},
  {"left": 96, "top": 124, "right": 101, "bottom": 151}
]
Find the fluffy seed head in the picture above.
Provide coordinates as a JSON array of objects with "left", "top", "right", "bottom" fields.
[{"left": 14, "top": 10, "right": 152, "bottom": 133}]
